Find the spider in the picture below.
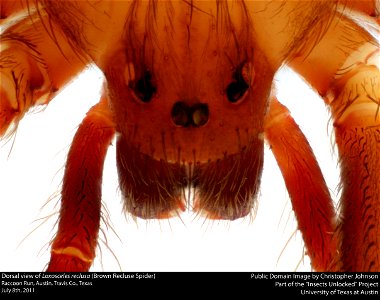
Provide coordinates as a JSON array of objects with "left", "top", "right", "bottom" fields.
[
  {"left": 0, "top": 66, "right": 339, "bottom": 272},
  {"left": 0, "top": 0, "right": 379, "bottom": 272}
]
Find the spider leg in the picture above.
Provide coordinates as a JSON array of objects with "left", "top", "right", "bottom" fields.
[
  {"left": 0, "top": 2, "right": 87, "bottom": 136},
  {"left": 326, "top": 48, "right": 380, "bottom": 271},
  {"left": 289, "top": 6, "right": 379, "bottom": 271},
  {"left": 47, "top": 95, "right": 115, "bottom": 272},
  {"left": 264, "top": 97, "right": 339, "bottom": 271}
]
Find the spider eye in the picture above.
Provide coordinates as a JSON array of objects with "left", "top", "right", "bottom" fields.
[
  {"left": 133, "top": 71, "right": 156, "bottom": 103},
  {"left": 226, "top": 79, "right": 248, "bottom": 103},
  {"left": 226, "top": 63, "right": 252, "bottom": 103}
]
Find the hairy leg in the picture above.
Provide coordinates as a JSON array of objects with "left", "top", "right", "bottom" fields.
[
  {"left": 0, "top": 1, "right": 87, "bottom": 136},
  {"left": 326, "top": 47, "right": 379, "bottom": 271},
  {"left": 47, "top": 96, "right": 115, "bottom": 271},
  {"left": 290, "top": 6, "right": 379, "bottom": 271},
  {"left": 265, "top": 97, "right": 339, "bottom": 271}
]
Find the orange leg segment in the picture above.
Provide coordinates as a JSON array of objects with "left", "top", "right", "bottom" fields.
[
  {"left": 334, "top": 120, "right": 380, "bottom": 271},
  {"left": 327, "top": 51, "right": 380, "bottom": 271},
  {"left": 287, "top": 3, "right": 379, "bottom": 271},
  {"left": 264, "top": 97, "right": 339, "bottom": 271},
  {"left": 47, "top": 96, "right": 115, "bottom": 272},
  {"left": 0, "top": 3, "right": 87, "bottom": 136}
]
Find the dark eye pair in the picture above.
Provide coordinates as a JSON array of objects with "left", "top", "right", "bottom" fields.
[{"left": 131, "top": 64, "right": 251, "bottom": 103}]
